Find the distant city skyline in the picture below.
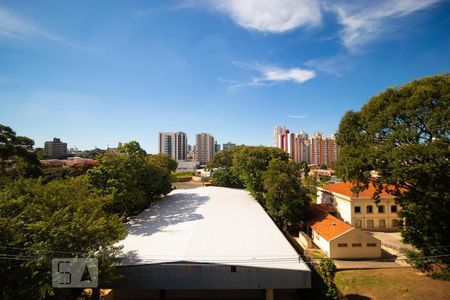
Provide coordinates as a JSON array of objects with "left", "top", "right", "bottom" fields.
[{"left": 1, "top": 1, "right": 449, "bottom": 153}]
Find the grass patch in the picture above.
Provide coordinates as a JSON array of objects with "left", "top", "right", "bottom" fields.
[
  {"left": 174, "top": 172, "right": 193, "bottom": 178},
  {"left": 335, "top": 268, "right": 450, "bottom": 299}
]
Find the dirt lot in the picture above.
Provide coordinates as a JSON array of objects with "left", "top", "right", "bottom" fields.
[{"left": 335, "top": 268, "right": 450, "bottom": 299}]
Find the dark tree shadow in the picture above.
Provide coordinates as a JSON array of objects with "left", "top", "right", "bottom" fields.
[{"left": 127, "top": 192, "right": 209, "bottom": 237}]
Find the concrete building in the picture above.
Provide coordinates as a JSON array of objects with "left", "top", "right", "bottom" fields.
[
  {"left": 273, "top": 125, "right": 286, "bottom": 147},
  {"left": 274, "top": 127, "right": 337, "bottom": 166},
  {"left": 159, "top": 132, "right": 187, "bottom": 161},
  {"left": 293, "top": 131, "right": 310, "bottom": 164},
  {"left": 195, "top": 133, "right": 215, "bottom": 165},
  {"left": 114, "top": 187, "right": 311, "bottom": 299},
  {"left": 176, "top": 160, "right": 199, "bottom": 173},
  {"left": 317, "top": 182, "right": 401, "bottom": 231},
  {"left": 214, "top": 142, "right": 221, "bottom": 153},
  {"left": 307, "top": 205, "right": 381, "bottom": 259},
  {"left": 277, "top": 128, "right": 295, "bottom": 160},
  {"left": 222, "top": 142, "right": 236, "bottom": 151},
  {"left": 309, "top": 132, "right": 339, "bottom": 168},
  {"left": 44, "top": 138, "right": 67, "bottom": 159}
]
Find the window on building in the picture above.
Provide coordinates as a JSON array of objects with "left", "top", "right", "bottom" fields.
[
  {"left": 366, "top": 205, "right": 373, "bottom": 213},
  {"left": 354, "top": 206, "right": 361, "bottom": 213},
  {"left": 392, "top": 219, "right": 400, "bottom": 227},
  {"left": 337, "top": 243, "right": 348, "bottom": 247},
  {"left": 367, "top": 243, "right": 377, "bottom": 247},
  {"left": 355, "top": 220, "right": 362, "bottom": 228},
  {"left": 378, "top": 205, "right": 385, "bottom": 213},
  {"left": 391, "top": 205, "right": 397, "bottom": 213},
  {"left": 352, "top": 243, "right": 362, "bottom": 247},
  {"left": 367, "top": 220, "right": 374, "bottom": 228},
  {"left": 379, "top": 219, "right": 386, "bottom": 228}
]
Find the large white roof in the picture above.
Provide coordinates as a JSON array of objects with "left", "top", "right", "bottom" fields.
[{"left": 118, "top": 186, "right": 309, "bottom": 271}]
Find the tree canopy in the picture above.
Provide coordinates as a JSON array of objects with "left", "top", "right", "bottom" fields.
[
  {"left": 336, "top": 74, "right": 450, "bottom": 265},
  {"left": 0, "top": 124, "right": 41, "bottom": 180},
  {"left": 87, "top": 141, "right": 174, "bottom": 218},
  {"left": 0, "top": 177, "right": 126, "bottom": 299}
]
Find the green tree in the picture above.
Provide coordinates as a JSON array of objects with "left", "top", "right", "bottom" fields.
[
  {"left": 0, "top": 124, "right": 41, "bottom": 180},
  {"left": 147, "top": 153, "right": 178, "bottom": 172},
  {"left": 210, "top": 168, "right": 244, "bottom": 188},
  {"left": 79, "top": 148, "right": 106, "bottom": 159},
  {"left": 232, "top": 146, "right": 289, "bottom": 199},
  {"left": 336, "top": 74, "right": 450, "bottom": 267},
  {"left": 117, "top": 141, "right": 147, "bottom": 157},
  {"left": 0, "top": 177, "right": 126, "bottom": 300},
  {"left": 87, "top": 142, "right": 173, "bottom": 217},
  {"left": 319, "top": 258, "right": 338, "bottom": 299},
  {"left": 299, "top": 161, "right": 310, "bottom": 174},
  {"left": 263, "top": 159, "right": 310, "bottom": 230}
]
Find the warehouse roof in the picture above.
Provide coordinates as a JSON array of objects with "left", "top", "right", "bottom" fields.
[{"left": 118, "top": 186, "right": 309, "bottom": 271}]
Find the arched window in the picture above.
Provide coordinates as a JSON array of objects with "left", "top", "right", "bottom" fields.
[
  {"left": 367, "top": 220, "right": 374, "bottom": 229},
  {"left": 392, "top": 219, "right": 400, "bottom": 227},
  {"left": 379, "top": 219, "right": 386, "bottom": 228},
  {"left": 355, "top": 219, "right": 362, "bottom": 228}
]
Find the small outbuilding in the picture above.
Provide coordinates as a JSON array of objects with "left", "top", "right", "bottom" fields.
[{"left": 307, "top": 205, "right": 381, "bottom": 259}]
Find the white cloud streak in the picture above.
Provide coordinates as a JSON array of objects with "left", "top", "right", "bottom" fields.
[
  {"left": 288, "top": 114, "right": 308, "bottom": 119},
  {"left": 331, "top": 0, "right": 442, "bottom": 51},
  {"left": 0, "top": 5, "right": 94, "bottom": 51},
  {"left": 209, "top": 0, "right": 322, "bottom": 33},
  {"left": 229, "top": 62, "right": 316, "bottom": 89}
]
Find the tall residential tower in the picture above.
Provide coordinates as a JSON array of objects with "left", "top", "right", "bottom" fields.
[
  {"left": 158, "top": 132, "right": 187, "bottom": 161},
  {"left": 195, "top": 133, "right": 215, "bottom": 165}
]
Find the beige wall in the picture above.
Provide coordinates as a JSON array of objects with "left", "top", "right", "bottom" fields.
[
  {"left": 350, "top": 198, "right": 400, "bottom": 231},
  {"left": 318, "top": 189, "right": 401, "bottom": 231},
  {"left": 311, "top": 230, "right": 330, "bottom": 256},
  {"left": 329, "top": 228, "right": 381, "bottom": 259}
]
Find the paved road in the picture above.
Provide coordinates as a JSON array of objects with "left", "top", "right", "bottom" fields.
[
  {"left": 366, "top": 231, "right": 415, "bottom": 252},
  {"left": 333, "top": 259, "right": 409, "bottom": 270}
]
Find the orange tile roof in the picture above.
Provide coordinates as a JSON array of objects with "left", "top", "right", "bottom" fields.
[
  {"left": 307, "top": 205, "right": 353, "bottom": 241},
  {"left": 321, "top": 182, "right": 396, "bottom": 198}
]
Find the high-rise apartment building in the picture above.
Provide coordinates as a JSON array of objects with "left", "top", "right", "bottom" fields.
[
  {"left": 44, "top": 138, "right": 68, "bottom": 159},
  {"left": 195, "top": 133, "right": 215, "bottom": 165},
  {"left": 293, "top": 131, "right": 310, "bottom": 164},
  {"left": 273, "top": 125, "right": 286, "bottom": 147},
  {"left": 158, "top": 132, "right": 187, "bottom": 161},
  {"left": 327, "top": 135, "right": 339, "bottom": 166},
  {"left": 274, "top": 127, "right": 339, "bottom": 168},
  {"left": 310, "top": 132, "right": 339, "bottom": 167}
]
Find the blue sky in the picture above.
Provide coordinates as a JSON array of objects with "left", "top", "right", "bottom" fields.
[{"left": 0, "top": 0, "right": 449, "bottom": 153}]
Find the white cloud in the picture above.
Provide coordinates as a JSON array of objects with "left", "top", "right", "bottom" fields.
[
  {"left": 229, "top": 62, "right": 315, "bottom": 89},
  {"left": 288, "top": 114, "right": 308, "bottom": 119},
  {"left": 0, "top": 5, "right": 94, "bottom": 51},
  {"left": 331, "top": 0, "right": 442, "bottom": 51},
  {"left": 0, "top": 6, "right": 59, "bottom": 41},
  {"left": 209, "top": 0, "right": 322, "bottom": 33}
]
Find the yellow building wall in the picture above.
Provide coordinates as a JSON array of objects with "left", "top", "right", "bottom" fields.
[
  {"left": 329, "top": 228, "right": 381, "bottom": 259},
  {"left": 320, "top": 190, "right": 402, "bottom": 231},
  {"left": 350, "top": 198, "right": 401, "bottom": 231}
]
